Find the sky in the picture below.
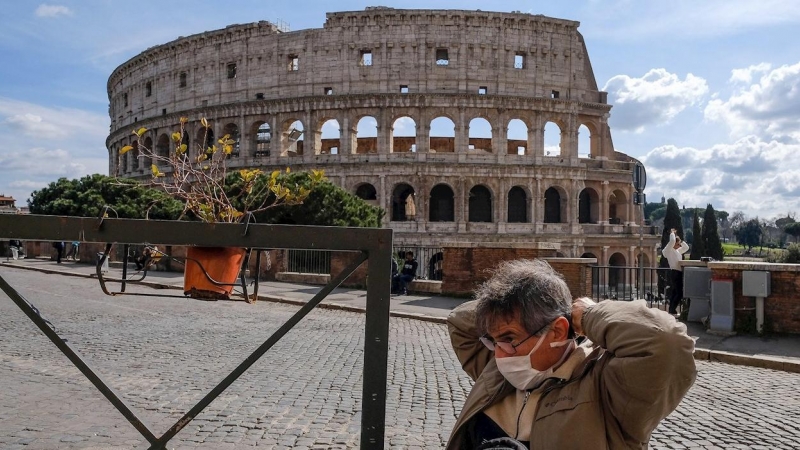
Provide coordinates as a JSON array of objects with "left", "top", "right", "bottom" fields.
[{"left": 1, "top": 1, "right": 799, "bottom": 220}]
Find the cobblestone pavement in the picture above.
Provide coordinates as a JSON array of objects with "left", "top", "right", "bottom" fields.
[{"left": 1, "top": 268, "right": 799, "bottom": 449}]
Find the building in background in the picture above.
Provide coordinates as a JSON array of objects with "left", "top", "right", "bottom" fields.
[{"left": 107, "top": 7, "right": 660, "bottom": 277}]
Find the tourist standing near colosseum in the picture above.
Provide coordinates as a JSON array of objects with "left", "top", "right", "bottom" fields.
[{"left": 446, "top": 259, "right": 695, "bottom": 449}]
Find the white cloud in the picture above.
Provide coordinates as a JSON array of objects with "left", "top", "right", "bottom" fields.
[
  {"left": 394, "top": 116, "right": 418, "bottom": 137},
  {"left": 34, "top": 4, "right": 73, "bottom": 18},
  {"left": 0, "top": 97, "right": 109, "bottom": 203},
  {"left": 641, "top": 135, "right": 800, "bottom": 217},
  {"left": 603, "top": 69, "right": 709, "bottom": 133},
  {"left": 730, "top": 63, "right": 772, "bottom": 85},
  {"left": 705, "top": 61, "right": 800, "bottom": 140}
]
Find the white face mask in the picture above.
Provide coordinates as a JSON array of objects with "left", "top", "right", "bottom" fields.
[{"left": 495, "top": 327, "right": 575, "bottom": 391}]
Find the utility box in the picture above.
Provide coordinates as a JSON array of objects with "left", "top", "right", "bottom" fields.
[
  {"left": 710, "top": 279, "right": 734, "bottom": 333},
  {"left": 684, "top": 267, "right": 712, "bottom": 322},
  {"left": 742, "top": 271, "right": 770, "bottom": 297}
]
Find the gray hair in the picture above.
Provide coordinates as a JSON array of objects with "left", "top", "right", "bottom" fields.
[{"left": 475, "top": 259, "right": 572, "bottom": 335}]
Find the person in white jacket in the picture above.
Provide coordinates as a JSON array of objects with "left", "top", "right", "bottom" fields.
[{"left": 662, "top": 229, "right": 690, "bottom": 314}]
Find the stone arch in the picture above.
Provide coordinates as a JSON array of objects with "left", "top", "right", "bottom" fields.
[
  {"left": 195, "top": 123, "right": 214, "bottom": 155},
  {"left": 281, "top": 119, "right": 304, "bottom": 156},
  {"left": 131, "top": 140, "right": 140, "bottom": 171},
  {"left": 468, "top": 117, "right": 492, "bottom": 152},
  {"left": 319, "top": 118, "right": 340, "bottom": 154},
  {"left": 429, "top": 183, "right": 455, "bottom": 222},
  {"left": 252, "top": 121, "right": 272, "bottom": 157},
  {"left": 578, "top": 123, "right": 594, "bottom": 159},
  {"left": 119, "top": 142, "right": 128, "bottom": 173},
  {"left": 429, "top": 116, "right": 455, "bottom": 153},
  {"left": 581, "top": 252, "right": 597, "bottom": 260},
  {"left": 578, "top": 187, "right": 600, "bottom": 224},
  {"left": 223, "top": 123, "right": 240, "bottom": 157},
  {"left": 391, "top": 183, "right": 415, "bottom": 221},
  {"left": 608, "top": 252, "right": 627, "bottom": 293},
  {"left": 142, "top": 136, "right": 153, "bottom": 169},
  {"left": 354, "top": 182, "right": 377, "bottom": 201},
  {"left": 391, "top": 116, "right": 417, "bottom": 153},
  {"left": 156, "top": 133, "right": 170, "bottom": 164},
  {"left": 608, "top": 189, "right": 629, "bottom": 223},
  {"left": 543, "top": 121, "right": 562, "bottom": 157},
  {"left": 507, "top": 186, "right": 528, "bottom": 223},
  {"left": 468, "top": 184, "right": 492, "bottom": 223},
  {"left": 544, "top": 186, "right": 567, "bottom": 223},
  {"left": 355, "top": 115, "right": 378, "bottom": 154},
  {"left": 507, "top": 118, "right": 528, "bottom": 155},
  {"left": 637, "top": 252, "right": 651, "bottom": 268}
]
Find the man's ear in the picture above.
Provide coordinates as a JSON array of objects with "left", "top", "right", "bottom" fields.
[{"left": 552, "top": 316, "right": 571, "bottom": 340}]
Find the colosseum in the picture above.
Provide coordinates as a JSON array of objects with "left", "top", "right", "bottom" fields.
[{"left": 107, "top": 7, "right": 660, "bottom": 279}]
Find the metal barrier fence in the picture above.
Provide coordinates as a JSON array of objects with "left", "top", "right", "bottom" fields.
[
  {"left": 393, "top": 246, "right": 443, "bottom": 280},
  {"left": 587, "top": 265, "right": 679, "bottom": 312},
  {"left": 286, "top": 249, "right": 331, "bottom": 274}
]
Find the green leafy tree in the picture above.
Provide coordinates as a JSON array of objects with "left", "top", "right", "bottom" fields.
[
  {"left": 228, "top": 171, "right": 383, "bottom": 227},
  {"left": 701, "top": 204, "right": 724, "bottom": 261},
  {"left": 690, "top": 210, "right": 705, "bottom": 259},
  {"left": 782, "top": 243, "right": 800, "bottom": 263},
  {"left": 28, "top": 174, "right": 183, "bottom": 219},
  {"left": 783, "top": 222, "right": 800, "bottom": 243},
  {"left": 734, "top": 218, "right": 763, "bottom": 252}
]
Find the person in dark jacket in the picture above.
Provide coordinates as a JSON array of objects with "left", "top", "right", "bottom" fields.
[
  {"left": 394, "top": 251, "right": 418, "bottom": 295},
  {"left": 52, "top": 241, "right": 65, "bottom": 264}
]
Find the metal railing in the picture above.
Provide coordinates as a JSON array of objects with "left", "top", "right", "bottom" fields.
[
  {"left": 587, "top": 265, "right": 678, "bottom": 312},
  {"left": 286, "top": 249, "right": 331, "bottom": 274},
  {"left": 393, "top": 246, "right": 443, "bottom": 280}
]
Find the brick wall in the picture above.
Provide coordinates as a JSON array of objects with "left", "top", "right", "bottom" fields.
[
  {"left": 711, "top": 267, "right": 800, "bottom": 334},
  {"left": 544, "top": 258, "right": 595, "bottom": 299},
  {"left": 330, "top": 251, "right": 369, "bottom": 287},
  {"left": 442, "top": 247, "right": 558, "bottom": 296}
]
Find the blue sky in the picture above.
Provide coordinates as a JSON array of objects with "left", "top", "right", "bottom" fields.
[{"left": 1, "top": 1, "right": 799, "bottom": 220}]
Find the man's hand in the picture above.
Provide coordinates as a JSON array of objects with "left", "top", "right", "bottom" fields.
[{"left": 571, "top": 297, "right": 596, "bottom": 336}]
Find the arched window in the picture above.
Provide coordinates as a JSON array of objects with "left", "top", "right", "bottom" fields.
[
  {"left": 544, "top": 187, "right": 561, "bottom": 223},
  {"left": 544, "top": 121, "right": 561, "bottom": 156},
  {"left": 507, "top": 186, "right": 528, "bottom": 223},
  {"left": 131, "top": 140, "right": 140, "bottom": 171},
  {"left": 142, "top": 137, "right": 152, "bottom": 169},
  {"left": 507, "top": 119, "right": 528, "bottom": 155},
  {"left": 356, "top": 116, "right": 377, "bottom": 154},
  {"left": 355, "top": 183, "right": 377, "bottom": 201},
  {"left": 608, "top": 253, "right": 627, "bottom": 294},
  {"left": 429, "top": 184, "right": 455, "bottom": 222},
  {"left": 428, "top": 252, "right": 444, "bottom": 281},
  {"left": 196, "top": 125, "right": 214, "bottom": 155},
  {"left": 392, "top": 116, "right": 417, "bottom": 153},
  {"left": 469, "top": 185, "right": 492, "bottom": 222},
  {"left": 156, "top": 134, "right": 170, "bottom": 164},
  {"left": 429, "top": 117, "right": 455, "bottom": 153},
  {"left": 320, "top": 119, "right": 340, "bottom": 154},
  {"left": 255, "top": 122, "right": 271, "bottom": 157},
  {"left": 223, "top": 123, "right": 240, "bottom": 157},
  {"left": 468, "top": 117, "right": 492, "bottom": 152},
  {"left": 282, "top": 119, "right": 304, "bottom": 156},
  {"left": 609, "top": 189, "right": 628, "bottom": 223},
  {"left": 579, "top": 188, "right": 599, "bottom": 224},
  {"left": 578, "top": 124, "right": 591, "bottom": 158},
  {"left": 391, "top": 184, "right": 415, "bottom": 221}
]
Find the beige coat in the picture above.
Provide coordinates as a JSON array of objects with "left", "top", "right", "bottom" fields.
[{"left": 446, "top": 300, "right": 696, "bottom": 449}]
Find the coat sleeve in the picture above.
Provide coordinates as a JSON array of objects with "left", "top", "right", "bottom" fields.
[
  {"left": 583, "top": 300, "right": 697, "bottom": 443},
  {"left": 447, "top": 300, "right": 493, "bottom": 382},
  {"left": 679, "top": 241, "right": 690, "bottom": 255}
]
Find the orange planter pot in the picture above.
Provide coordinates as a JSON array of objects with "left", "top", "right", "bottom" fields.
[{"left": 184, "top": 246, "right": 247, "bottom": 300}]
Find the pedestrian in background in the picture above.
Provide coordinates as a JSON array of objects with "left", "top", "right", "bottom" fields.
[
  {"left": 662, "top": 229, "right": 690, "bottom": 315},
  {"left": 67, "top": 241, "right": 80, "bottom": 261},
  {"left": 52, "top": 241, "right": 65, "bottom": 264},
  {"left": 8, "top": 239, "right": 23, "bottom": 260}
]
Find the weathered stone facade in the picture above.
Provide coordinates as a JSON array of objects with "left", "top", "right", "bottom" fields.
[{"left": 106, "top": 7, "right": 660, "bottom": 269}]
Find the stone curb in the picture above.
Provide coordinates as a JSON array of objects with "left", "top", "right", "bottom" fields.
[{"left": 3, "top": 262, "right": 799, "bottom": 373}]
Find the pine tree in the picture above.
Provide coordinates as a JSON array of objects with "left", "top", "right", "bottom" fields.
[
  {"left": 701, "top": 204, "right": 724, "bottom": 261},
  {"left": 690, "top": 210, "right": 704, "bottom": 259}
]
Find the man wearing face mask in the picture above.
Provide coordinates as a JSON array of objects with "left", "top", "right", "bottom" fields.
[{"left": 446, "top": 259, "right": 696, "bottom": 449}]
